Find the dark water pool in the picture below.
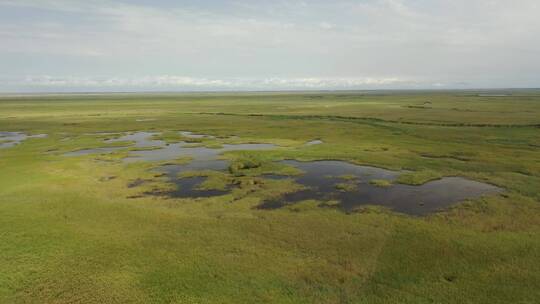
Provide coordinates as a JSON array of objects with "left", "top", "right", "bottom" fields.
[
  {"left": 155, "top": 160, "right": 231, "bottom": 198},
  {"left": 167, "top": 176, "right": 229, "bottom": 198},
  {"left": 258, "top": 160, "right": 501, "bottom": 215}
]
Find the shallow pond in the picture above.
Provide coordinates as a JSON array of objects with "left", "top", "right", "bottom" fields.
[
  {"left": 124, "top": 142, "right": 275, "bottom": 163},
  {"left": 258, "top": 160, "right": 501, "bottom": 215},
  {"left": 0, "top": 132, "right": 47, "bottom": 149},
  {"left": 105, "top": 131, "right": 165, "bottom": 148},
  {"left": 165, "top": 176, "right": 229, "bottom": 198},
  {"left": 149, "top": 143, "right": 274, "bottom": 197},
  {"left": 65, "top": 131, "right": 275, "bottom": 162},
  {"left": 158, "top": 163, "right": 231, "bottom": 198},
  {"left": 65, "top": 132, "right": 162, "bottom": 156},
  {"left": 65, "top": 132, "right": 276, "bottom": 196}
]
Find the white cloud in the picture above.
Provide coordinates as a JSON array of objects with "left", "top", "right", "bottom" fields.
[
  {"left": 318, "top": 22, "right": 335, "bottom": 30},
  {"left": 3, "top": 75, "right": 410, "bottom": 90}
]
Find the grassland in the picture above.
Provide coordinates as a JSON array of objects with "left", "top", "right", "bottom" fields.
[{"left": 0, "top": 90, "right": 539, "bottom": 303}]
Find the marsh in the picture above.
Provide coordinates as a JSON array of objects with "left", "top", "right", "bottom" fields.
[
  {"left": 1, "top": 91, "right": 538, "bottom": 304},
  {"left": 60, "top": 131, "right": 502, "bottom": 215}
]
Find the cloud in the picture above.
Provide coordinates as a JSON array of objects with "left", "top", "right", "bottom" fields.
[
  {"left": 0, "top": 75, "right": 414, "bottom": 92},
  {"left": 318, "top": 22, "right": 335, "bottom": 30}
]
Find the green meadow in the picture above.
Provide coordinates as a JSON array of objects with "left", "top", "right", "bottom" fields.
[{"left": 0, "top": 91, "right": 539, "bottom": 303}]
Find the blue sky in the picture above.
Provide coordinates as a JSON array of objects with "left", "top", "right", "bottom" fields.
[{"left": 0, "top": 0, "right": 539, "bottom": 92}]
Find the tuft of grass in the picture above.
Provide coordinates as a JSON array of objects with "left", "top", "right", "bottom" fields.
[
  {"left": 151, "top": 131, "right": 185, "bottom": 143},
  {"left": 335, "top": 182, "right": 358, "bottom": 192},
  {"left": 397, "top": 169, "right": 444, "bottom": 185},
  {"left": 369, "top": 179, "right": 392, "bottom": 187},
  {"left": 156, "top": 156, "right": 192, "bottom": 166},
  {"left": 228, "top": 157, "right": 262, "bottom": 176}
]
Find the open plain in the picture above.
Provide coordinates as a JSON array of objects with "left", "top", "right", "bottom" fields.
[{"left": 1, "top": 90, "right": 539, "bottom": 303}]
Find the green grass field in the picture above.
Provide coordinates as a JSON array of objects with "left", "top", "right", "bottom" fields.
[{"left": 1, "top": 90, "right": 539, "bottom": 303}]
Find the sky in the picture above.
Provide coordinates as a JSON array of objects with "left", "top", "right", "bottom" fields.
[{"left": 0, "top": 0, "right": 539, "bottom": 92}]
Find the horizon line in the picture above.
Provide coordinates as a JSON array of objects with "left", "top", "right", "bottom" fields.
[{"left": 1, "top": 87, "right": 540, "bottom": 97}]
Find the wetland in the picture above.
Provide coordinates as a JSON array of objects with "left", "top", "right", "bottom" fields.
[
  {"left": 61, "top": 131, "right": 502, "bottom": 215},
  {"left": 1, "top": 91, "right": 539, "bottom": 303}
]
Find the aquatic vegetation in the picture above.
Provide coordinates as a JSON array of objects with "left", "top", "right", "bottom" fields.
[
  {"left": 397, "top": 169, "right": 444, "bottom": 185},
  {"left": 228, "top": 157, "right": 262, "bottom": 175},
  {"left": 369, "top": 179, "right": 393, "bottom": 187},
  {"left": 335, "top": 182, "right": 358, "bottom": 192}
]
